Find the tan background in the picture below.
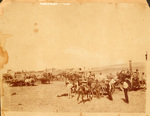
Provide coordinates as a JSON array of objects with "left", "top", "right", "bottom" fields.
[
  {"left": 0, "top": 2, "right": 150, "bottom": 71},
  {"left": 0, "top": 0, "right": 150, "bottom": 116}
]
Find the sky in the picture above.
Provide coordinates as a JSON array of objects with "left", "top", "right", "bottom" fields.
[{"left": 1, "top": 3, "right": 150, "bottom": 71}]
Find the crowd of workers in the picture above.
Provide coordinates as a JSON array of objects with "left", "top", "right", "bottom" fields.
[{"left": 64, "top": 68, "right": 146, "bottom": 104}]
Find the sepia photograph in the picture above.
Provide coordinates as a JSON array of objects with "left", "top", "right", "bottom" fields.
[{"left": 0, "top": 0, "right": 150, "bottom": 116}]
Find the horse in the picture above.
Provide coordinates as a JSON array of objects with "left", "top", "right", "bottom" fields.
[
  {"left": 97, "top": 78, "right": 115, "bottom": 100},
  {"left": 25, "top": 77, "right": 35, "bottom": 86},
  {"left": 98, "top": 79, "right": 108, "bottom": 96},
  {"left": 77, "top": 84, "right": 93, "bottom": 103},
  {"left": 37, "top": 72, "right": 52, "bottom": 84},
  {"left": 91, "top": 80, "right": 101, "bottom": 98},
  {"left": 71, "top": 81, "right": 78, "bottom": 93}
]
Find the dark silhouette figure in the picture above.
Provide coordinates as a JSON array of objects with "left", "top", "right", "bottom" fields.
[
  {"left": 123, "top": 79, "right": 129, "bottom": 103},
  {"left": 145, "top": 52, "right": 148, "bottom": 61}
]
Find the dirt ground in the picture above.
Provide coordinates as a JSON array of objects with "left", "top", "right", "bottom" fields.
[{"left": 2, "top": 81, "right": 146, "bottom": 113}]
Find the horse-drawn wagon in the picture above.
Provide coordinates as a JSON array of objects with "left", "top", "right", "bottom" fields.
[
  {"left": 3, "top": 73, "right": 25, "bottom": 86},
  {"left": 75, "top": 70, "right": 116, "bottom": 102},
  {"left": 77, "top": 80, "right": 93, "bottom": 102},
  {"left": 37, "top": 72, "right": 52, "bottom": 84},
  {"left": 115, "top": 69, "right": 141, "bottom": 91},
  {"left": 3, "top": 73, "right": 37, "bottom": 86}
]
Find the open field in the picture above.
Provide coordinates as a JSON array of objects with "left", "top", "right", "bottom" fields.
[{"left": 2, "top": 81, "right": 146, "bottom": 113}]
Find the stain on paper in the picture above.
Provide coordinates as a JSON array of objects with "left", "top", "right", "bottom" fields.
[
  {"left": 0, "top": 0, "right": 11, "bottom": 16},
  {"left": 34, "top": 22, "right": 38, "bottom": 26},
  {"left": 0, "top": 31, "right": 12, "bottom": 70},
  {"left": 34, "top": 28, "right": 39, "bottom": 33},
  {"left": 0, "top": 47, "right": 8, "bottom": 70}
]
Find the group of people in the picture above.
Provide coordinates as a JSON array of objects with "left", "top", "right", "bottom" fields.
[
  {"left": 64, "top": 68, "right": 146, "bottom": 104},
  {"left": 65, "top": 71, "right": 115, "bottom": 101},
  {"left": 132, "top": 69, "right": 146, "bottom": 90}
]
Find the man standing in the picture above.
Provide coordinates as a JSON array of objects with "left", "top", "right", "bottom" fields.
[
  {"left": 107, "top": 81, "right": 113, "bottom": 101},
  {"left": 145, "top": 52, "right": 148, "bottom": 61},
  {"left": 141, "top": 72, "right": 146, "bottom": 90},
  {"left": 135, "top": 69, "right": 140, "bottom": 88},
  {"left": 66, "top": 81, "right": 73, "bottom": 99},
  {"left": 98, "top": 73, "right": 103, "bottom": 82},
  {"left": 123, "top": 78, "right": 129, "bottom": 103}
]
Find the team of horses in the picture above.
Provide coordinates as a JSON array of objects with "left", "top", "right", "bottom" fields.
[
  {"left": 3, "top": 72, "right": 53, "bottom": 86},
  {"left": 3, "top": 69, "right": 145, "bottom": 103},
  {"left": 65, "top": 69, "right": 145, "bottom": 103},
  {"left": 65, "top": 73, "right": 116, "bottom": 103}
]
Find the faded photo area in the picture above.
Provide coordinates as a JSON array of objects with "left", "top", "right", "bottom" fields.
[{"left": 0, "top": 2, "right": 150, "bottom": 114}]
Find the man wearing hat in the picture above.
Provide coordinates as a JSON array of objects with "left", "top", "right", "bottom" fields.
[{"left": 123, "top": 78, "right": 129, "bottom": 103}]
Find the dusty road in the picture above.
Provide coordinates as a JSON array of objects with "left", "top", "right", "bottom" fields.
[{"left": 2, "top": 81, "right": 146, "bottom": 113}]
